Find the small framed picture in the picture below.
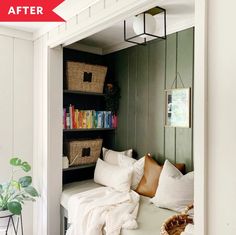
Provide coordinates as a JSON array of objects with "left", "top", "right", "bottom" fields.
[{"left": 165, "top": 88, "right": 191, "bottom": 128}]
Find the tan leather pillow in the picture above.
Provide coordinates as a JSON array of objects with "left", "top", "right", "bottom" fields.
[
  {"left": 174, "top": 163, "right": 186, "bottom": 175},
  {"left": 136, "top": 154, "right": 186, "bottom": 197},
  {"left": 136, "top": 154, "right": 162, "bottom": 197}
]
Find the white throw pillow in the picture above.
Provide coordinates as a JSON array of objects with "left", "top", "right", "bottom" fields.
[
  {"left": 151, "top": 160, "right": 194, "bottom": 212},
  {"left": 118, "top": 154, "right": 145, "bottom": 190},
  {"left": 118, "top": 154, "right": 137, "bottom": 165},
  {"left": 94, "top": 158, "right": 132, "bottom": 192},
  {"left": 102, "top": 147, "right": 133, "bottom": 165}
]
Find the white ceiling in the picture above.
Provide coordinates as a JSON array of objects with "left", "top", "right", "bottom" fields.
[{"left": 67, "top": 0, "right": 195, "bottom": 54}]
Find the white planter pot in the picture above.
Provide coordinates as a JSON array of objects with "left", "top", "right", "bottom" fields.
[{"left": 0, "top": 210, "right": 14, "bottom": 233}]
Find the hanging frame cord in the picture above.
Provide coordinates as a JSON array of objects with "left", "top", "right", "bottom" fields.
[{"left": 170, "top": 72, "right": 185, "bottom": 89}]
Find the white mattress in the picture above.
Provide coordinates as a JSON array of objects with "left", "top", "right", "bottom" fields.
[
  {"left": 61, "top": 179, "right": 176, "bottom": 235},
  {"left": 61, "top": 179, "right": 102, "bottom": 210}
]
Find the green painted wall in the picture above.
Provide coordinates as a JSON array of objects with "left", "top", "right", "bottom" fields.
[{"left": 107, "top": 28, "right": 194, "bottom": 171}]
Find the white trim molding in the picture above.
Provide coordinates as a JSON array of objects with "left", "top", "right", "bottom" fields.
[
  {"left": 33, "top": 35, "right": 49, "bottom": 235},
  {"left": 194, "top": 0, "right": 208, "bottom": 234},
  {"left": 33, "top": 39, "right": 63, "bottom": 235}
]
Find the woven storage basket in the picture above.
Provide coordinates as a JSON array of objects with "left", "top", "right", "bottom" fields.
[
  {"left": 160, "top": 205, "right": 194, "bottom": 235},
  {"left": 66, "top": 61, "right": 107, "bottom": 93},
  {"left": 67, "top": 139, "right": 103, "bottom": 166}
]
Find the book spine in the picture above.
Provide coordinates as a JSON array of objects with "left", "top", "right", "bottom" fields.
[
  {"left": 69, "top": 105, "right": 73, "bottom": 129},
  {"left": 72, "top": 105, "right": 75, "bottom": 129},
  {"left": 97, "top": 111, "right": 103, "bottom": 128},
  {"left": 78, "top": 111, "right": 83, "bottom": 128},
  {"left": 108, "top": 111, "right": 112, "bottom": 128},
  {"left": 89, "top": 110, "right": 93, "bottom": 128},
  {"left": 82, "top": 111, "right": 86, "bottom": 128},
  {"left": 103, "top": 111, "right": 105, "bottom": 128},
  {"left": 74, "top": 109, "right": 77, "bottom": 129},
  {"left": 104, "top": 111, "right": 110, "bottom": 128},
  {"left": 63, "top": 108, "right": 66, "bottom": 129},
  {"left": 113, "top": 115, "right": 118, "bottom": 128},
  {"left": 92, "top": 110, "right": 96, "bottom": 128},
  {"left": 66, "top": 113, "right": 70, "bottom": 129},
  {"left": 75, "top": 109, "right": 79, "bottom": 129},
  {"left": 85, "top": 111, "right": 89, "bottom": 128}
]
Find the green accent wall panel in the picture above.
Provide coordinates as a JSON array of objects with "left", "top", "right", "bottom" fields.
[
  {"left": 164, "top": 33, "right": 177, "bottom": 163},
  {"left": 135, "top": 45, "right": 149, "bottom": 156},
  {"left": 127, "top": 47, "right": 138, "bottom": 150},
  {"left": 175, "top": 28, "right": 194, "bottom": 171},
  {"left": 148, "top": 40, "right": 166, "bottom": 162},
  {"left": 114, "top": 50, "right": 129, "bottom": 150},
  {"left": 109, "top": 28, "right": 194, "bottom": 170}
]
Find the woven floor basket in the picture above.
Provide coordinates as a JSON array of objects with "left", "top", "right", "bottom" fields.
[
  {"left": 67, "top": 139, "right": 103, "bottom": 166},
  {"left": 66, "top": 61, "right": 107, "bottom": 93},
  {"left": 160, "top": 205, "right": 194, "bottom": 235}
]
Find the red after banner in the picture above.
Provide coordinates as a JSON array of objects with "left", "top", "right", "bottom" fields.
[{"left": 0, "top": 0, "right": 65, "bottom": 22}]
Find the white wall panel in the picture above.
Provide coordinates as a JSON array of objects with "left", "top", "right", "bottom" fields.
[
  {"left": 0, "top": 33, "right": 33, "bottom": 235},
  {"left": 13, "top": 38, "right": 33, "bottom": 235},
  {"left": 207, "top": 0, "right": 236, "bottom": 234},
  {"left": 0, "top": 36, "right": 13, "bottom": 181}
]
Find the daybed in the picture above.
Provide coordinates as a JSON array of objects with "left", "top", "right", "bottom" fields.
[{"left": 60, "top": 179, "right": 176, "bottom": 235}]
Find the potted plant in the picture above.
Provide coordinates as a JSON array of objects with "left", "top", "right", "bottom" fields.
[
  {"left": 104, "top": 82, "right": 121, "bottom": 128},
  {"left": 0, "top": 157, "right": 39, "bottom": 230}
]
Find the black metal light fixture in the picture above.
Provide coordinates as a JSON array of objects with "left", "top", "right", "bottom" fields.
[{"left": 124, "top": 6, "right": 166, "bottom": 45}]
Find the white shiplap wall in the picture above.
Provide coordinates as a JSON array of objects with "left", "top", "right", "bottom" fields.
[{"left": 0, "top": 33, "right": 33, "bottom": 235}]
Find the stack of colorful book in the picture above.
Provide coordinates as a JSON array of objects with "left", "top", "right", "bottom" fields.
[{"left": 63, "top": 105, "right": 117, "bottom": 129}]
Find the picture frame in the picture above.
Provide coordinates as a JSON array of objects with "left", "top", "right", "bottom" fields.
[{"left": 165, "top": 88, "right": 191, "bottom": 128}]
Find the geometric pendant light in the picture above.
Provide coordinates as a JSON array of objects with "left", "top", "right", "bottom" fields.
[{"left": 124, "top": 6, "right": 166, "bottom": 45}]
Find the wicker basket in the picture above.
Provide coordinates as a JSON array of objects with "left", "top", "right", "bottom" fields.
[
  {"left": 160, "top": 205, "right": 194, "bottom": 235},
  {"left": 66, "top": 61, "right": 107, "bottom": 93},
  {"left": 67, "top": 139, "right": 103, "bottom": 166}
]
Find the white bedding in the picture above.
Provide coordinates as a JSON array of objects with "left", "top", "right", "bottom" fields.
[
  {"left": 66, "top": 187, "right": 140, "bottom": 235},
  {"left": 61, "top": 179, "right": 176, "bottom": 235}
]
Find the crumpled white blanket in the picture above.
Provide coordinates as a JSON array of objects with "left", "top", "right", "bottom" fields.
[
  {"left": 181, "top": 224, "right": 194, "bottom": 235},
  {"left": 66, "top": 187, "right": 140, "bottom": 235}
]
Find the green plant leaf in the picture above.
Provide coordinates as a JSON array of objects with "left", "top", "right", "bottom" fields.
[
  {"left": 0, "top": 184, "right": 3, "bottom": 194},
  {"left": 15, "top": 196, "right": 24, "bottom": 204},
  {"left": 7, "top": 201, "right": 22, "bottom": 215},
  {"left": 24, "top": 186, "right": 39, "bottom": 197},
  {"left": 22, "top": 195, "right": 35, "bottom": 202},
  {"left": 21, "top": 162, "right": 31, "bottom": 172},
  {"left": 10, "top": 158, "right": 22, "bottom": 166},
  {"left": 19, "top": 176, "right": 32, "bottom": 188},
  {"left": 11, "top": 180, "right": 20, "bottom": 190}
]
